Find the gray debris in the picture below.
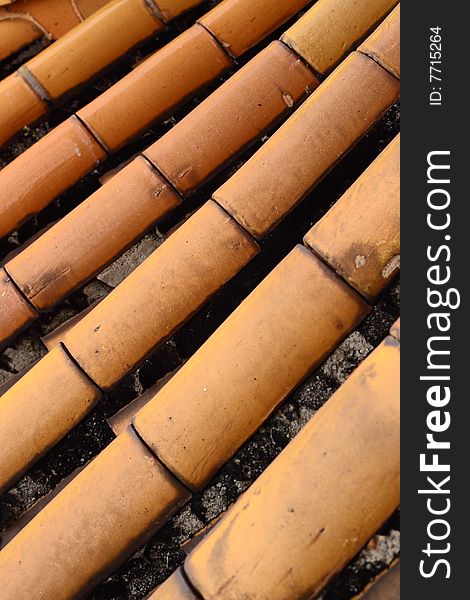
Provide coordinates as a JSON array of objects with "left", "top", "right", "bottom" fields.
[{"left": 97, "top": 231, "right": 165, "bottom": 288}]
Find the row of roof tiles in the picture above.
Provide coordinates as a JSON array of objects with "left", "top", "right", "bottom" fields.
[
  {"left": 0, "top": 2, "right": 400, "bottom": 597},
  {"left": 0, "top": 0, "right": 110, "bottom": 62},
  {"left": 0, "top": 125, "right": 399, "bottom": 596},
  {"left": 0, "top": 0, "right": 398, "bottom": 236},
  {"left": 0, "top": 0, "right": 315, "bottom": 147},
  {"left": 0, "top": 2, "right": 400, "bottom": 348},
  {"left": 0, "top": 9, "right": 400, "bottom": 492},
  {"left": 152, "top": 326, "right": 399, "bottom": 599}
]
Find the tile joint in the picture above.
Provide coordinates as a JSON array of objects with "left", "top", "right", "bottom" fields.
[
  {"left": 70, "top": 0, "right": 85, "bottom": 22},
  {"left": 302, "top": 240, "right": 373, "bottom": 307},
  {"left": 140, "top": 153, "right": 184, "bottom": 203},
  {"left": 18, "top": 65, "right": 53, "bottom": 105},
  {"left": 280, "top": 38, "right": 324, "bottom": 82},
  {"left": 357, "top": 49, "right": 400, "bottom": 82},
  {"left": 197, "top": 21, "right": 236, "bottom": 62},
  {"left": 144, "top": 0, "right": 166, "bottom": 24},
  {"left": 2, "top": 264, "right": 39, "bottom": 316},
  {"left": 59, "top": 341, "right": 104, "bottom": 394},
  {"left": 130, "top": 422, "right": 194, "bottom": 496},
  {"left": 74, "top": 113, "right": 110, "bottom": 155},
  {"left": 180, "top": 565, "right": 207, "bottom": 600},
  {"left": 211, "top": 196, "right": 260, "bottom": 249}
]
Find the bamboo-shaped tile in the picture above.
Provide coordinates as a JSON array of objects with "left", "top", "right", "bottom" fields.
[
  {"left": 0, "top": 0, "right": 396, "bottom": 238},
  {"left": 62, "top": 200, "right": 259, "bottom": 388},
  {"left": 178, "top": 335, "right": 399, "bottom": 600},
  {"left": 0, "top": 15, "right": 400, "bottom": 486},
  {"left": 0, "top": 71, "right": 47, "bottom": 148},
  {"left": 153, "top": 0, "right": 205, "bottom": 22},
  {"left": 143, "top": 40, "right": 316, "bottom": 195},
  {"left": 0, "top": 246, "right": 369, "bottom": 597},
  {"left": 215, "top": 51, "right": 399, "bottom": 239},
  {"left": 0, "top": 427, "right": 190, "bottom": 599},
  {"left": 0, "top": 115, "right": 106, "bottom": 241},
  {"left": 6, "top": 156, "right": 182, "bottom": 310},
  {"left": 0, "top": 201, "right": 258, "bottom": 490},
  {"left": 281, "top": 0, "right": 397, "bottom": 75},
  {"left": 0, "top": 10, "right": 400, "bottom": 344},
  {"left": 133, "top": 246, "right": 368, "bottom": 490},
  {"left": 304, "top": 134, "right": 400, "bottom": 300},
  {"left": 22, "top": 0, "right": 162, "bottom": 98},
  {"left": 0, "top": 16, "right": 232, "bottom": 238},
  {"left": 0, "top": 0, "right": 207, "bottom": 147},
  {"left": 0, "top": 0, "right": 109, "bottom": 62},
  {"left": 359, "top": 4, "right": 400, "bottom": 78},
  {"left": 0, "top": 344, "right": 101, "bottom": 493},
  {"left": 4, "top": 41, "right": 316, "bottom": 312},
  {"left": 77, "top": 22, "right": 232, "bottom": 152},
  {"left": 0, "top": 268, "right": 38, "bottom": 346},
  {"left": 198, "top": 0, "right": 310, "bottom": 58}
]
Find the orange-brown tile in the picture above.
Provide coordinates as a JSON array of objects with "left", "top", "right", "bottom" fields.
[
  {"left": 184, "top": 337, "right": 400, "bottom": 599},
  {"left": 63, "top": 200, "right": 259, "bottom": 389},
  {"left": 0, "top": 72, "right": 47, "bottom": 147},
  {"left": 0, "top": 8, "right": 42, "bottom": 61},
  {"left": 6, "top": 156, "right": 180, "bottom": 311},
  {"left": 154, "top": 0, "right": 204, "bottom": 21},
  {"left": 24, "top": 0, "right": 164, "bottom": 100},
  {"left": 0, "top": 115, "right": 106, "bottom": 238},
  {"left": 134, "top": 245, "right": 368, "bottom": 491},
  {"left": 76, "top": 0, "right": 110, "bottom": 18},
  {"left": 199, "top": 0, "right": 310, "bottom": 57},
  {"left": 0, "top": 344, "right": 101, "bottom": 494},
  {"left": 214, "top": 51, "right": 400, "bottom": 239},
  {"left": 304, "top": 135, "right": 400, "bottom": 300},
  {"left": 0, "top": 268, "right": 37, "bottom": 348},
  {"left": 78, "top": 24, "right": 232, "bottom": 151},
  {"left": 6, "top": 0, "right": 81, "bottom": 38},
  {"left": 281, "top": 0, "right": 398, "bottom": 75},
  {"left": 0, "top": 427, "right": 190, "bottom": 599},
  {"left": 145, "top": 40, "right": 317, "bottom": 195},
  {"left": 41, "top": 302, "right": 98, "bottom": 350},
  {"left": 359, "top": 4, "right": 400, "bottom": 78}
]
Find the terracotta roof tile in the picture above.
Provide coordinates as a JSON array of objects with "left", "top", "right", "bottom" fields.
[
  {"left": 0, "top": 343, "right": 101, "bottom": 493},
  {"left": 198, "top": 0, "right": 310, "bottom": 58},
  {"left": 0, "top": 0, "right": 109, "bottom": 62},
  {"left": 359, "top": 4, "right": 400, "bottom": 78},
  {"left": 0, "top": 426, "right": 190, "bottom": 599},
  {"left": 181, "top": 336, "right": 399, "bottom": 599},
  {"left": 0, "top": 267, "right": 38, "bottom": 347},
  {"left": 143, "top": 40, "right": 317, "bottom": 195},
  {"left": 7, "top": 156, "right": 181, "bottom": 310},
  {"left": 0, "top": 71, "right": 47, "bottom": 147},
  {"left": 0, "top": 4, "right": 400, "bottom": 596},
  {"left": 0, "top": 0, "right": 212, "bottom": 146},
  {"left": 134, "top": 245, "right": 368, "bottom": 491},
  {"left": 214, "top": 51, "right": 399, "bottom": 239},
  {"left": 0, "top": 0, "right": 313, "bottom": 236},
  {"left": 281, "top": 0, "right": 398, "bottom": 75},
  {"left": 0, "top": 115, "right": 106, "bottom": 238},
  {"left": 304, "top": 134, "right": 400, "bottom": 300},
  {"left": 77, "top": 23, "right": 232, "bottom": 152}
]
